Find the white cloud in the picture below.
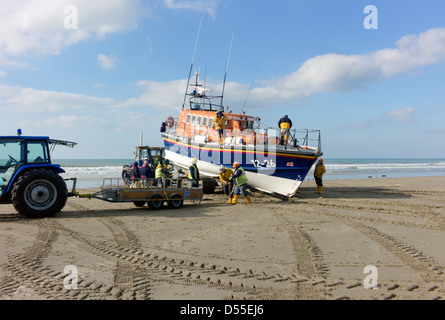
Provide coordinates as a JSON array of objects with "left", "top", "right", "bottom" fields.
[
  {"left": 97, "top": 54, "right": 117, "bottom": 69},
  {"left": 163, "top": 0, "right": 218, "bottom": 17},
  {"left": 249, "top": 28, "right": 445, "bottom": 104},
  {"left": 0, "top": 0, "right": 150, "bottom": 65},
  {"left": 1, "top": 28, "right": 444, "bottom": 124},
  {"left": 388, "top": 107, "right": 416, "bottom": 123},
  {"left": 0, "top": 85, "right": 113, "bottom": 113}
]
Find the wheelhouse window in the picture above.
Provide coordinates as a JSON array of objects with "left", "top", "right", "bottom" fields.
[
  {"left": 209, "top": 117, "right": 214, "bottom": 127},
  {"left": 186, "top": 114, "right": 191, "bottom": 124},
  {"left": 202, "top": 117, "right": 208, "bottom": 127},
  {"left": 191, "top": 115, "right": 197, "bottom": 125},
  {"left": 197, "top": 116, "right": 202, "bottom": 126}
]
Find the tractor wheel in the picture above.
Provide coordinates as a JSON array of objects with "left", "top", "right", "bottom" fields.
[
  {"left": 167, "top": 194, "right": 183, "bottom": 209},
  {"left": 122, "top": 168, "right": 131, "bottom": 187},
  {"left": 147, "top": 194, "right": 164, "bottom": 210},
  {"left": 202, "top": 177, "right": 216, "bottom": 194},
  {"left": 11, "top": 169, "right": 68, "bottom": 218}
]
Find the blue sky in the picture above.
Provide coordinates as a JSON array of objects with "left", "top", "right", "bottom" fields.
[{"left": 1, "top": 0, "right": 445, "bottom": 159}]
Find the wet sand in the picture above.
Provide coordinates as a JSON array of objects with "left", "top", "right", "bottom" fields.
[{"left": 1, "top": 176, "right": 444, "bottom": 300}]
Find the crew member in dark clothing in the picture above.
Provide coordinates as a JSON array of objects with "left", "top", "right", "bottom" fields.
[
  {"left": 140, "top": 159, "right": 153, "bottom": 188},
  {"left": 129, "top": 161, "right": 140, "bottom": 188}
]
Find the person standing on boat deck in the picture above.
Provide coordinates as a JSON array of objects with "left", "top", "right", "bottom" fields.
[
  {"left": 129, "top": 162, "right": 140, "bottom": 188},
  {"left": 140, "top": 160, "right": 153, "bottom": 188},
  {"left": 229, "top": 162, "right": 252, "bottom": 204},
  {"left": 219, "top": 165, "right": 234, "bottom": 203},
  {"left": 213, "top": 111, "right": 228, "bottom": 144},
  {"left": 278, "top": 115, "right": 292, "bottom": 145},
  {"left": 188, "top": 158, "right": 200, "bottom": 188},
  {"left": 314, "top": 158, "right": 326, "bottom": 194}
]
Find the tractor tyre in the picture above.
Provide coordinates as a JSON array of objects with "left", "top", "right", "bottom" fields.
[
  {"left": 11, "top": 169, "right": 68, "bottom": 218},
  {"left": 147, "top": 194, "right": 164, "bottom": 210},
  {"left": 122, "top": 168, "right": 131, "bottom": 187},
  {"left": 167, "top": 194, "right": 183, "bottom": 209}
]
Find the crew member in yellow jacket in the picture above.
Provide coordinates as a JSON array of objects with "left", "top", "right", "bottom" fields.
[
  {"left": 219, "top": 165, "right": 234, "bottom": 204},
  {"left": 314, "top": 158, "right": 326, "bottom": 194},
  {"left": 229, "top": 162, "right": 252, "bottom": 204},
  {"left": 213, "top": 111, "right": 228, "bottom": 144}
]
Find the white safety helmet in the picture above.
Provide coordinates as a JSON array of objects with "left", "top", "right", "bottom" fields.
[
  {"left": 192, "top": 158, "right": 198, "bottom": 164},
  {"left": 219, "top": 165, "right": 225, "bottom": 172}
]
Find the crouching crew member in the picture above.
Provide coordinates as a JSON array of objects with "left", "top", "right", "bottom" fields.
[
  {"left": 219, "top": 165, "right": 234, "bottom": 204},
  {"left": 229, "top": 161, "right": 252, "bottom": 204}
]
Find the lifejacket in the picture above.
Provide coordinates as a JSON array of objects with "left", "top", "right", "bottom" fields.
[
  {"left": 188, "top": 164, "right": 199, "bottom": 180},
  {"left": 213, "top": 114, "right": 227, "bottom": 130},
  {"left": 219, "top": 168, "right": 233, "bottom": 183},
  {"left": 155, "top": 166, "right": 164, "bottom": 179},
  {"left": 233, "top": 166, "right": 248, "bottom": 186}
]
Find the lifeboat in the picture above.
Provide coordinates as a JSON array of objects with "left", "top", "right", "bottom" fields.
[{"left": 160, "top": 71, "right": 322, "bottom": 198}]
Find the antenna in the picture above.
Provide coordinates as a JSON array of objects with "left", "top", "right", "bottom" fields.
[
  {"left": 182, "top": 16, "right": 203, "bottom": 110},
  {"left": 241, "top": 67, "right": 260, "bottom": 112},
  {"left": 220, "top": 33, "right": 234, "bottom": 108},
  {"left": 204, "top": 63, "right": 207, "bottom": 92}
]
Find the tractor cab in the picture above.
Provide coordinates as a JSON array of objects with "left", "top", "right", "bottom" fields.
[
  {"left": 122, "top": 146, "right": 173, "bottom": 186},
  {"left": 133, "top": 146, "right": 169, "bottom": 168}
]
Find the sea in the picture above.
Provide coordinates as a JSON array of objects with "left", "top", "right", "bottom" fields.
[{"left": 54, "top": 158, "right": 445, "bottom": 190}]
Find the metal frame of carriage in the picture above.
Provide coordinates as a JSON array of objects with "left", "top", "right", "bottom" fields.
[{"left": 68, "top": 177, "right": 203, "bottom": 210}]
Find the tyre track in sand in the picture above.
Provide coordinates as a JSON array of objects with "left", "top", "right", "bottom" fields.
[
  {"left": 2, "top": 201, "right": 337, "bottom": 300},
  {"left": 3, "top": 189, "right": 444, "bottom": 300},
  {"left": 289, "top": 198, "right": 445, "bottom": 231},
  {"left": 342, "top": 219, "right": 445, "bottom": 282},
  {"left": 0, "top": 225, "right": 59, "bottom": 298},
  {"left": 275, "top": 213, "right": 329, "bottom": 299},
  {"left": 19, "top": 218, "right": 324, "bottom": 299},
  {"left": 273, "top": 198, "right": 445, "bottom": 283}
]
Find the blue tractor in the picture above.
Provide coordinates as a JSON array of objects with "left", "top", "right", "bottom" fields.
[{"left": 0, "top": 130, "right": 76, "bottom": 218}]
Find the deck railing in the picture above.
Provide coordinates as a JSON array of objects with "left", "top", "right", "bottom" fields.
[
  {"left": 165, "top": 118, "right": 321, "bottom": 151},
  {"left": 102, "top": 177, "right": 201, "bottom": 190}
]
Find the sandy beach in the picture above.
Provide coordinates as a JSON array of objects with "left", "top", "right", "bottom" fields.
[{"left": 1, "top": 176, "right": 444, "bottom": 300}]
